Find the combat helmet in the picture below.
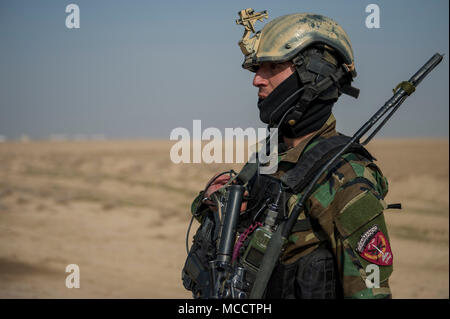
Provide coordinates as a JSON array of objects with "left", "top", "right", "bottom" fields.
[
  {"left": 238, "top": 11, "right": 354, "bottom": 72},
  {"left": 236, "top": 9, "right": 360, "bottom": 137}
]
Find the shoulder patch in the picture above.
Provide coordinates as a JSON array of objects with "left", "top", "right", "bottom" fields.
[{"left": 356, "top": 225, "right": 393, "bottom": 266}]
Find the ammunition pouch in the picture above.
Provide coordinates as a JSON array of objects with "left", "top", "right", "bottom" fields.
[
  {"left": 265, "top": 244, "right": 339, "bottom": 299},
  {"left": 182, "top": 213, "right": 217, "bottom": 298}
]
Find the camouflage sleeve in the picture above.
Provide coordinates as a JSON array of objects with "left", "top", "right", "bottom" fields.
[{"left": 305, "top": 152, "right": 393, "bottom": 299}]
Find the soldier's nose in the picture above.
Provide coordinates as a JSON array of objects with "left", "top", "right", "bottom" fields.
[{"left": 253, "top": 72, "right": 268, "bottom": 88}]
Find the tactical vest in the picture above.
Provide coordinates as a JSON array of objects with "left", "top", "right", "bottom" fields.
[
  {"left": 237, "top": 133, "right": 374, "bottom": 229},
  {"left": 182, "top": 134, "right": 376, "bottom": 299},
  {"left": 233, "top": 134, "right": 375, "bottom": 298}
]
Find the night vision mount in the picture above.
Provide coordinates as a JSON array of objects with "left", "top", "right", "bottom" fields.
[{"left": 236, "top": 8, "right": 268, "bottom": 56}]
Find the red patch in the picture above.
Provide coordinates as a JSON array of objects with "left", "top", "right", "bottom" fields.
[{"left": 356, "top": 225, "right": 393, "bottom": 266}]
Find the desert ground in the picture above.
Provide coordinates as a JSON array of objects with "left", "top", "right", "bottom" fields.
[{"left": 0, "top": 139, "right": 448, "bottom": 298}]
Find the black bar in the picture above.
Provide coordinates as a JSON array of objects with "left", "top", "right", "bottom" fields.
[{"left": 217, "top": 185, "right": 244, "bottom": 263}]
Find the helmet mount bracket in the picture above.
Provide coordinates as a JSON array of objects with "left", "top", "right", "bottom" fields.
[{"left": 236, "top": 8, "right": 268, "bottom": 56}]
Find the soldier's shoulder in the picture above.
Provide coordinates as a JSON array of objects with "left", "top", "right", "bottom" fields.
[
  {"left": 308, "top": 149, "right": 388, "bottom": 212},
  {"left": 309, "top": 151, "right": 394, "bottom": 294},
  {"left": 338, "top": 151, "right": 389, "bottom": 198}
]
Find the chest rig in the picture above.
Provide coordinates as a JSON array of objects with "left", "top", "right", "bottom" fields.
[{"left": 232, "top": 134, "right": 375, "bottom": 296}]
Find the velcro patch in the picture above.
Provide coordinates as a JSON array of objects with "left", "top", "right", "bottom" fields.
[{"left": 335, "top": 191, "right": 384, "bottom": 237}]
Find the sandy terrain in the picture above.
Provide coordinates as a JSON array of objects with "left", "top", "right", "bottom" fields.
[{"left": 0, "top": 139, "right": 448, "bottom": 298}]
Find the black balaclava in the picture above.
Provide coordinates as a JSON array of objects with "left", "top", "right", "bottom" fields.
[
  {"left": 257, "top": 72, "right": 302, "bottom": 125},
  {"left": 257, "top": 47, "right": 345, "bottom": 138},
  {"left": 257, "top": 72, "right": 335, "bottom": 138}
]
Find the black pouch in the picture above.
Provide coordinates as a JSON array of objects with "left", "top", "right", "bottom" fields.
[
  {"left": 264, "top": 259, "right": 298, "bottom": 299},
  {"left": 295, "top": 246, "right": 338, "bottom": 299},
  {"left": 181, "top": 214, "right": 216, "bottom": 298},
  {"left": 264, "top": 245, "right": 338, "bottom": 299}
]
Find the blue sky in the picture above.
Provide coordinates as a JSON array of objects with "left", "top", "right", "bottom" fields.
[{"left": 0, "top": 0, "right": 448, "bottom": 139}]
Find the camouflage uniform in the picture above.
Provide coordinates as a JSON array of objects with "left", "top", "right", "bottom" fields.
[
  {"left": 189, "top": 113, "right": 393, "bottom": 299},
  {"left": 271, "top": 114, "right": 393, "bottom": 298}
]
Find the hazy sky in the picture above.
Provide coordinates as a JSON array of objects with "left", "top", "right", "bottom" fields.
[{"left": 0, "top": 0, "right": 448, "bottom": 140}]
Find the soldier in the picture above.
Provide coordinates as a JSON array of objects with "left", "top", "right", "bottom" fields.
[{"left": 183, "top": 11, "right": 394, "bottom": 299}]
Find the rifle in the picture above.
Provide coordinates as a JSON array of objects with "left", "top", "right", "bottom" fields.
[
  {"left": 209, "top": 185, "right": 244, "bottom": 298},
  {"left": 249, "top": 53, "right": 444, "bottom": 298}
]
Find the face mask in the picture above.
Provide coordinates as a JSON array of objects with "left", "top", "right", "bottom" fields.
[
  {"left": 257, "top": 72, "right": 302, "bottom": 125},
  {"left": 256, "top": 70, "right": 335, "bottom": 138}
]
